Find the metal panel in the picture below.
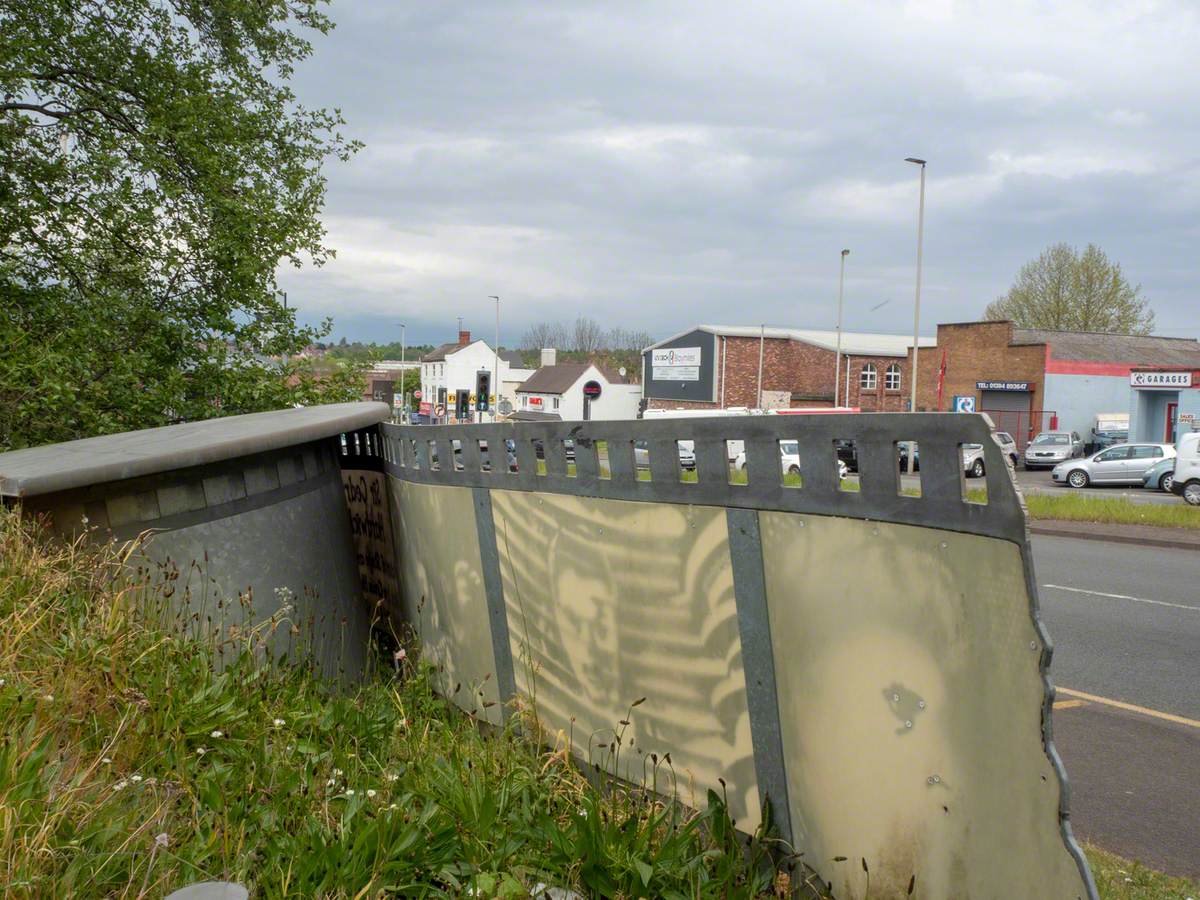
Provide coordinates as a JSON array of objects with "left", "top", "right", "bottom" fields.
[
  {"left": 472, "top": 487, "right": 516, "bottom": 717},
  {"left": 388, "top": 479, "right": 503, "bottom": 725},
  {"left": 758, "top": 513, "right": 1092, "bottom": 900},
  {"left": 489, "top": 489, "right": 761, "bottom": 825}
]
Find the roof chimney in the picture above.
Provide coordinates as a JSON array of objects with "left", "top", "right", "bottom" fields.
[
  {"left": 540, "top": 348, "right": 556, "bottom": 368},
  {"left": 458, "top": 330, "right": 471, "bottom": 346}
]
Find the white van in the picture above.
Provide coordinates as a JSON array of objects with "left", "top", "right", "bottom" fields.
[{"left": 1170, "top": 431, "right": 1200, "bottom": 505}]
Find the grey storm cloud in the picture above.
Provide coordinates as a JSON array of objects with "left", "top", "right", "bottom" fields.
[{"left": 277, "top": 1, "right": 1200, "bottom": 346}]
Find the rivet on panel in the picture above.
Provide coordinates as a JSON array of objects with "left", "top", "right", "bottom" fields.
[
  {"left": 798, "top": 520, "right": 805, "bottom": 527},
  {"left": 926, "top": 774, "right": 941, "bottom": 785},
  {"left": 892, "top": 693, "right": 900, "bottom": 703},
  {"left": 918, "top": 700, "right": 926, "bottom": 709},
  {"left": 1030, "top": 641, "right": 1038, "bottom": 650},
  {"left": 872, "top": 527, "right": 879, "bottom": 536},
  {"left": 939, "top": 541, "right": 948, "bottom": 550},
  {"left": 904, "top": 720, "right": 913, "bottom": 729}
]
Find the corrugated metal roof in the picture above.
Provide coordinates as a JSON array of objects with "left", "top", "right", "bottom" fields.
[
  {"left": 1014, "top": 328, "right": 1200, "bottom": 365},
  {"left": 646, "top": 325, "right": 935, "bottom": 357}
]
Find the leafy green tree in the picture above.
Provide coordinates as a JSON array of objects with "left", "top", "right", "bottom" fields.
[
  {"left": 984, "top": 243, "right": 1154, "bottom": 335},
  {"left": 0, "top": 0, "right": 363, "bottom": 450}
]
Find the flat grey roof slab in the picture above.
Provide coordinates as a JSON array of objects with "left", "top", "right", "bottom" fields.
[{"left": 0, "top": 402, "right": 390, "bottom": 498}]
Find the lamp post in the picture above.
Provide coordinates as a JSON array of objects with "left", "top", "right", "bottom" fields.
[
  {"left": 757, "top": 324, "right": 765, "bottom": 410},
  {"left": 489, "top": 295, "right": 500, "bottom": 421},
  {"left": 835, "top": 249, "right": 849, "bottom": 407},
  {"left": 905, "top": 157, "right": 926, "bottom": 413},
  {"left": 395, "top": 322, "right": 406, "bottom": 421}
]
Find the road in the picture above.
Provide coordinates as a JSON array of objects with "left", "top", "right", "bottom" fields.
[{"left": 1032, "top": 534, "right": 1200, "bottom": 877}]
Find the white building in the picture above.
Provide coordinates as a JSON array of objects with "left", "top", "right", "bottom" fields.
[
  {"left": 419, "top": 331, "right": 527, "bottom": 417},
  {"left": 515, "top": 352, "right": 640, "bottom": 421}
]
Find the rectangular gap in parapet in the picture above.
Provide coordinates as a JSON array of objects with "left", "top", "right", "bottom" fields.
[
  {"left": 531, "top": 439, "right": 546, "bottom": 476},
  {"left": 632, "top": 440, "right": 650, "bottom": 481},
  {"left": 961, "top": 442, "right": 988, "bottom": 505},
  {"left": 595, "top": 440, "right": 611, "bottom": 479},
  {"left": 450, "top": 439, "right": 464, "bottom": 471},
  {"left": 562, "top": 439, "right": 576, "bottom": 477},
  {"left": 727, "top": 440, "right": 745, "bottom": 485},
  {"left": 677, "top": 440, "right": 696, "bottom": 482},
  {"left": 428, "top": 440, "right": 440, "bottom": 471},
  {"left": 779, "top": 439, "right": 802, "bottom": 488},
  {"left": 835, "top": 439, "right": 859, "bottom": 492},
  {"left": 897, "top": 440, "right": 921, "bottom": 497}
]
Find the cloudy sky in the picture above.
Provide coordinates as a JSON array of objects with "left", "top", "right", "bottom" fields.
[{"left": 277, "top": 0, "right": 1200, "bottom": 348}]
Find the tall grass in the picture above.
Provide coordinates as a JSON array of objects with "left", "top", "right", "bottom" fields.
[{"left": 0, "top": 509, "right": 812, "bottom": 898}]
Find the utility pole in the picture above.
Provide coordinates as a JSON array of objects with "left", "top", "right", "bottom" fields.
[
  {"left": 489, "top": 295, "right": 500, "bottom": 422},
  {"left": 757, "top": 324, "right": 765, "bottom": 410},
  {"left": 835, "top": 249, "right": 849, "bottom": 407},
  {"left": 280, "top": 291, "right": 289, "bottom": 367},
  {"left": 396, "top": 322, "right": 406, "bottom": 421},
  {"left": 905, "top": 157, "right": 927, "bottom": 413}
]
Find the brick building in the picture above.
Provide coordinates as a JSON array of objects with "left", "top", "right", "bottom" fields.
[
  {"left": 641, "top": 325, "right": 936, "bottom": 412},
  {"left": 907, "top": 320, "right": 1200, "bottom": 447}
]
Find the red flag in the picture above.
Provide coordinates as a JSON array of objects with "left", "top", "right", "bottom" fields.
[{"left": 935, "top": 349, "right": 948, "bottom": 411}]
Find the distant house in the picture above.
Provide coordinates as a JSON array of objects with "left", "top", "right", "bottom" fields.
[
  {"left": 515, "top": 351, "right": 640, "bottom": 421},
  {"left": 419, "top": 330, "right": 530, "bottom": 417}
]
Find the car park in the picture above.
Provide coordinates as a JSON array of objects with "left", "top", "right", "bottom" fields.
[
  {"left": 633, "top": 440, "right": 696, "bottom": 471},
  {"left": 1141, "top": 457, "right": 1175, "bottom": 493},
  {"left": 1051, "top": 442, "right": 1176, "bottom": 488},
  {"left": 1169, "top": 431, "right": 1200, "bottom": 505},
  {"left": 1023, "top": 431, "right": 1084, "bottom": 469},
  {"left": 732, "top": 445, "right": 848, "bottom": 480}
]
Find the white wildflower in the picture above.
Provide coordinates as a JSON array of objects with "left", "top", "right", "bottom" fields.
[
  {"left": 273, "top": 718, "right": 286, "bottom": 727},
  {"left": 196, "top": 746, "right": 207, "bottom": 756},
  {"left": 155, "top": 832, "right": 169, "bottom": 848},
  {"left": 394, "top": 648, "right": 406, "bottom": 662},
  {"left": 101, "top": 757, "right": 112, "bottom": 765},
  {"left": 113, "top": 780, "right": 128, "bottom": 792},
  {"left": 130, "top": 774, "right": 143, "bottom": 783},
  {"left": 44, "top": 693, "right": 54, "bottom": 702},
  {"left": 386, "top": 773, "right": 399, "bottom": 783},
  {"left": 333, "top": 768, "right": 343, "bottom": 776},
  {"left": 366, "top": 789, "right": 377, "bottom": 798},
  {"left": 325, "top": 778, "right": 336, "bottom": 787},
  {"left": 81, "top": 515, "right": 89, "bottom": 525},
  {"left": 210, "top": 730, "right": 223, "bottom": 739},
  {"left": 398, "top": 718, "right": 408, "bottom": 729},
  {"left": 387, "top": 803, "right": 398, "bottom": 811},
  {"left": 0, "top": 678, "right": 6, "bottom": 687},
  {"left": 345, "top": 789, "right": 355, "bottom": 797}
]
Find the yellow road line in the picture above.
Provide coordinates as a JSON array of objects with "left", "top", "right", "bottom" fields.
[
  {"left": 1053, "top": 699, "right": 1086, "bottom": 710},
  {"left": 1057, "top": 687, "right": 1200, "bottom": 729}
]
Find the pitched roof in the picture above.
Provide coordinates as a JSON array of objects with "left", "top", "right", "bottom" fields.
[
  {"left": 645, "top": 325, "right": 936, "bottom": 358},
  {"left": 420, "top": 342, "right": 463, "bottom": 362},
  {"left": 1012, "top": 328, "right": 1200, "bottom": 366},
  {"left": 498, "top": 350, "right": 525, "bottom": 367},
  {"left": 515, "top": 364, "right": 592, "bottom": 395}
]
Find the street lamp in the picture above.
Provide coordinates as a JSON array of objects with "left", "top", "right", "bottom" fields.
[
  {"left": 395, "top": 322, "right": 406, "bottom": 421},
  {"left": 835, "top": 249, "right": 849, "bottom": 408},
  {"left": 905, "top": 157, "right": 926, "bottom": 413},
  {"left": 488, "top": 295, "right": 500, "bottom": 421}
]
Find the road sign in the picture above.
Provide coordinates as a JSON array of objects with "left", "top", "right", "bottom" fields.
[
  {"left": 434, "top": 403, "right": 445, "bottom": 417},
  {"left": 953, "top": 395, "right": 976, "bottom": 413},
  {"left": 414, "top": 389, "right": 423, "bottom": 400}
]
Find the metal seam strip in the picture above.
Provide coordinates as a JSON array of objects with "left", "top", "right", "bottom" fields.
[
  {"left": 725, "top": 506, "right": 794, "bottom": 849},
  {"left": 472, "top": 487, "right": 517, "bottom": 719}
]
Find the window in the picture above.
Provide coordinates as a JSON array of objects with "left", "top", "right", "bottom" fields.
[
  {"left": 885, "top": 363, "right": 901, "bottom": 391},
  {"left": 1130, "top": 445, "right": 1162, "bottom": 459},
  {"left": 860, "top": 363, "right": 877, "bottom": 390},
  {"left": 1096, "top": 447, "right": 1131, "bottom": 462},
  {"left": 522, "top": 395, "right": 529, "bottom": 409},
  {"left": 553, "top": 397, "right": 560, "bottom": 410}
]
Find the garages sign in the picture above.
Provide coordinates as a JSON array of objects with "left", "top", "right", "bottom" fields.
[
  {"left": 652, "top": 346, "right": 701, "bottom": 381},
  {"left": 1130, "top": 371, "right": 1193, "bottom": 387}
]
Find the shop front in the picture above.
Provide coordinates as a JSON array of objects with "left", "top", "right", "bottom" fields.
[{"left": 1129, "top": 369, "right": 1200, "bottom": 444}]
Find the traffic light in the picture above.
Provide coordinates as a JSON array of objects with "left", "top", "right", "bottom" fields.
[
  {"left": 455, "top": 389, "right": 470, "bottom": 420},
  {"left": 475, "top": 370, "right": 491, "bottom": 412}
]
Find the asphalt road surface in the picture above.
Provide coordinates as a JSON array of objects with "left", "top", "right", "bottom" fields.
[{"left": 1032, "top": 534, "right": 1200, "bottom": 877}]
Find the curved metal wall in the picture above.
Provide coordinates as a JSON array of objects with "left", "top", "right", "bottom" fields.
[{"left": 380, "top": 413, "right": 1098, "bottom": 900}]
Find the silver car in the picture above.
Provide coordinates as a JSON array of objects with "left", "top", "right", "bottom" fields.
[
  {"left": 1023, "top": 431, "right": 1083, "bottom": 469},
  {"left": 1051, "top": 443, "right": 1176, "bottom": 488}
]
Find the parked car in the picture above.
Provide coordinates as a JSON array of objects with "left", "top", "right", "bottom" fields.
[
  {"left": 1169, "top": 431, "right": 1200, "bottom": 505},
  {"left": 992, "top": 431, "right": 1019, "bottom": 467},
  {"left": 961, "top": 443, "right": 987, "bottom": 478},
  {"left": 835, "top": 439, "right": 858, "bottom": 473},
  {"left": 1051, "top": 443, "right": 1176, "bottom": 488},
  {"left": 1024, "top": 431, "right": 1084, "bottom": 469},
  {"left": 731, "top": 444, "right": 849, "bottom": 480},
  {"left": 1141, "top": 457, "right": 1175, "bottom": 493},
  {"left": 633, "top": 440, "right": 696, "bottom": 471}
]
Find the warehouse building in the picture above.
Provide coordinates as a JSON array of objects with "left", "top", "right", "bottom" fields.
[
  {"left": 641, "top": 325, "right": 936, "bottom": 412},
  {"left": 909, "top": 321, "right": 1200, "bottom": 447}
]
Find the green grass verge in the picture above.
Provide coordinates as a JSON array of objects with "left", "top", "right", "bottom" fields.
[
  {"left": 0, "top": 509, "right": 805, "bottom": 898},
  {"left": 1023, "top": 494, "right": 1200, "bottom": 529},
  {"left": 1085, "top": 843, "right": 1200, "bottom": 899}
]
